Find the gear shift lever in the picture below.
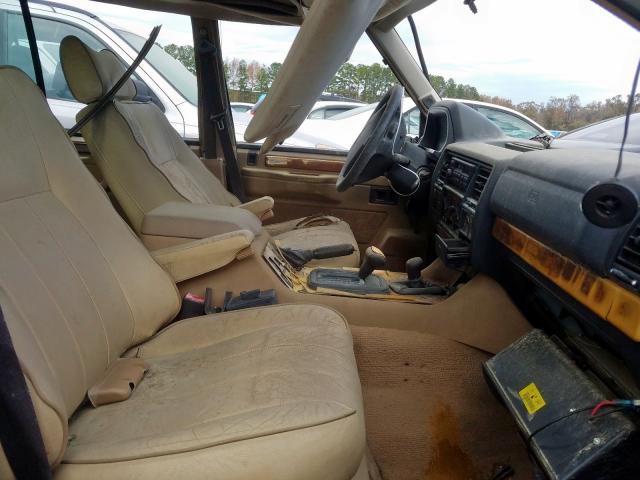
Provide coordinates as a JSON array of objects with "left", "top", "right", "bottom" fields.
[
  {"left": 389, "top": 257, "right": 449, "bottom": 296},
  {"left": 358, "top": 246, "right": 387, "bottom": 279},
  {"left": 405, "top": 257, "right": 425, "bottom": 287}
]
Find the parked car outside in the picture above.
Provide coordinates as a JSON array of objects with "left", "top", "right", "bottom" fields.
[
  {"left": 306, "top": 100, "right": 364, "bottom": 119},
  {"left": 551, "top": 113, "right": 640, "bottom": 153},
  {"left": 251, "top": 95, "right": 362, "bottom": 119},
  {"left": 0, "top": 0, "right": 337, "bottom": 149},
  {"left": 298, "top": 97, "right": 552, "bottom": 150},
  {"left": 230, "top": 102, "right": 254, "bottom": 114}
]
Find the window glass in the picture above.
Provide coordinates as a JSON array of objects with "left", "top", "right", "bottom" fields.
[
  {"left": 220, "top": 22, "right": 398, "bottom": 151},
  {"left": 403, "top": 107, "right": 421, "bottom": 136},
  {"left": 4, "top": 9, "right": 36, "bottom": 80},
  {"left": 474, "top": 106, "right": 541, "bottom": 139},
  {"left": 396, "top": 1, "right": 640, "bottom": 135},
  {"left": 324, "top": 107, "right": 353, "bottom": 119},
  {"left": 31, "top": 16, "right": 107, "bottom": 100},
  {"left": 116, "top": 29, "right": 198, "bottom": 105},
  {"left": 308, "top": 109, "right": 325, "bottom": 119}
]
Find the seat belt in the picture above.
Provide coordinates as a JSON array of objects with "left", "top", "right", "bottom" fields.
[
  {"left": 196, "top": 24, "right": 246, "bottom": 203},
  {"left": 67, "top": 25, "right": 161, "bottom": 138},
  {"left": 0, "top": 306, "right": 52, "bottom": 480},
  {"left": 19, "top": 0, "right": 45, "bottom": 94}
]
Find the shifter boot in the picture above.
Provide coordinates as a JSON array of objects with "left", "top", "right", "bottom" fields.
[{"left": 308, "top": 268, "right": 389, "bottom": 294}]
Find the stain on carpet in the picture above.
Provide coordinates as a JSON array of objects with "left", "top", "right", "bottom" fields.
[{"left": 351, "top": 325, "right": 532, "bottom": 480}]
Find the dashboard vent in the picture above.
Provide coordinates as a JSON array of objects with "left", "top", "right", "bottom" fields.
[
  {"left": 471, "top": 164, "right": 492, "bottom": 200},
  {"left": 616, "top": 223, "right": 640, "bottom": 275}
]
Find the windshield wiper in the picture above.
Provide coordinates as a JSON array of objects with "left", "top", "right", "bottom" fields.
[{"left": 529, "top": 133, "right": 554, "bottom": 148}]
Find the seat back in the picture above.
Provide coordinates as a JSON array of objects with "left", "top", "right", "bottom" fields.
[
  {"left": 60, "top": 36, "right": 239, "bottom": 233},
  {"left": 0, "top": 66, "right": 181, "bottom": 469}
]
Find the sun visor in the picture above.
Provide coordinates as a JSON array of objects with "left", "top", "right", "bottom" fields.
[{"left": 244, "top": 0, "right": 386, "bottom": 153}]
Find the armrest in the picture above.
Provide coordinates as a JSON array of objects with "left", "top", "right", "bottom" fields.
[
  {"left": 142, "top": 202, "right": 262, "bottom": 240},
  {"left": 151, "top": 230, "right": 254, "bottom": 282},
  {"left": 237, "top": 196, "right": 275, "bottom": 221}
]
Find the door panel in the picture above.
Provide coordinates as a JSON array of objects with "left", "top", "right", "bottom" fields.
[{"left": 237, "top": 146, "right": 426, "bottom": 269}]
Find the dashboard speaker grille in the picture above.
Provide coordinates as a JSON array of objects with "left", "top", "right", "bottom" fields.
[{"left": 615, "top": 223, "right": 640, "bottom": 275}]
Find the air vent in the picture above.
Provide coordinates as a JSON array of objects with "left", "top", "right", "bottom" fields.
[
  {"left": 471, "top": 164, "right": 492, "bottom": 200},
  {"left": 616, "top": 223, "right": 640, "bottom": 275}
]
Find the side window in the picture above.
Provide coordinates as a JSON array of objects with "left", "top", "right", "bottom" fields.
[
  {"left": 402, "top": 107, "right": 421, "bottom": 136},
  {"left": 3, "top": 9, "right": 37, "bottom": 79},
  {"left": 308, "top": 108, "right": 325, "bottom": 119},
  {"left": 474, "top": 106, "right": 541, "bottom": 139},
  {"left": 219, "top": 22, "right": 398, "bottom": 151},
  {"left": 324, "top": 107, "right": 351, "bottom": 119}
]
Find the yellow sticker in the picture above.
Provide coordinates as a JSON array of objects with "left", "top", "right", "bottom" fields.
[{"left": 519, "top": 382, "right": 546, "bottom": 415}]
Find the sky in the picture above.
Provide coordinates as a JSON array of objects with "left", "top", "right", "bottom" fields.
[{"left": 56, "top": 0, "right": 640, "bottom": 104}]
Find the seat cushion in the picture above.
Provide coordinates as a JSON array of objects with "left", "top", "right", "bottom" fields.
[
  {"left": 268, "top": 218, "right": 360, "bottom": 268},
  {"left": 58, "top": 304, "right": 365, "bottom": 480}
]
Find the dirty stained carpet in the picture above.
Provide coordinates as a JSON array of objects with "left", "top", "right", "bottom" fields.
[{"left": 352, "top": 325, "right": 532, "bottom": 480}]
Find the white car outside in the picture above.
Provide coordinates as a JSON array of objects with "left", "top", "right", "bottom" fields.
[
  {"left": 307, "top": 100, "right": 363, "bottom": 119},
  {"left": 1, "top": 1, "right": 336, "bottom": 149},
  {"left": 297, "top": 97, "right": 552, "bottom": 150}
]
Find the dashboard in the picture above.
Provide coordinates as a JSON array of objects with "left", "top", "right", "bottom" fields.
[
  {"left": 415, "top": 99, "right": 640, "bottom": 479},
  {"left": 420, "top": 100, "right": 640, "bottom": 387}
]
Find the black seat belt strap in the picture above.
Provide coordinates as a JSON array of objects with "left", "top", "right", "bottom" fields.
[
  {"left": 19, "top": 0, "right": 45, "bottom": 94},
  {"left": 0, "top": 306, "right": 52, "bottom": 479},
  {"left": 196, "top": 24, "right": 246, "bottom": 202},
  {"left": 67, "top": 25, "right": 161, "bottom": 138}
]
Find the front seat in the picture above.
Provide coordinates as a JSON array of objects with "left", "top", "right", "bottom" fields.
[
  {"left": 0, "top": 66, "right": 366, "bottom": 479},
  {"left": 58, "top": 36, "right": 360, "bottom": 268}
]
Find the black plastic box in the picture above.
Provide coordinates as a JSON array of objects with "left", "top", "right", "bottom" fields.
[{"left": 484, "top": 329, "right": 639, "bottom": 479}]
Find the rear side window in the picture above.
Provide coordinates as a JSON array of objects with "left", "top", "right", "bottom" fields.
[{"left": 324, "top": 107, "right": 353, "bottom": 118}]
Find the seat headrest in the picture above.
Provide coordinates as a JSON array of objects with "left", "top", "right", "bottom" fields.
[{"left": 60, "top": 35, "right": 136, "bottom": 104}]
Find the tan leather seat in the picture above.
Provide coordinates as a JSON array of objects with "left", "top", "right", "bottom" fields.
[
  {"left": 0, "top": 66, "right": 366, "bottom": 479},
  {"left": 59, "top": 36, "right": 360, "bottom": 268}
]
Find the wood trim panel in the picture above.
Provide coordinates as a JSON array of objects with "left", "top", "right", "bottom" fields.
[
  {"left": 265, "top": 154, "right": 344, "bottom": 173},
  {"left": 493, "top": 217, "right": 640, "bottom": 341}
]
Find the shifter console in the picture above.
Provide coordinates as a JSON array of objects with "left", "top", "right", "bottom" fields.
[{"left": 307, "top": 246, "right": 389, "bottom": 294}]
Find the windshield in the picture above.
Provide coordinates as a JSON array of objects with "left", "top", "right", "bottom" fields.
[
  {"left": 397, "top": 0, "right": 640, "bottom": 139},
  {"left": 116, "top": 29, "right": 198, "bottom": 105}
]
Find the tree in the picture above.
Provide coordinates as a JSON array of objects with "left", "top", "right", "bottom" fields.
[
  {"left": 164, "top": 44, "right": 639, "bottom": 132},
  {"left": 236, "top": 60, "right": 249, "bottom": 91},
  {"left": 163, "top": 44, "right": 196, "bottom": 73},
  {"left": 246, "top": 61, "right": 261, "bottom": 91},
  {"left": 266, "top": 62, "right": 282, "bottom": 86},
  {"left": 256, "top": 68, "right": 270, "bottom": 93}
]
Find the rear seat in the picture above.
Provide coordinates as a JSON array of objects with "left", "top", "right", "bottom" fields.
[{"left": 0, "top": 66, "right": 366, "bottom": 480}]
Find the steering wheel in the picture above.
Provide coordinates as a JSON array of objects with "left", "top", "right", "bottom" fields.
[{"left": 336, "top": 85, "right": 405, "bottom": 192}]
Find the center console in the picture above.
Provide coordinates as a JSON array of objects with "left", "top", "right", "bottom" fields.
[{"left": 432, "top": 152, "right": 493, "bottom": 268}]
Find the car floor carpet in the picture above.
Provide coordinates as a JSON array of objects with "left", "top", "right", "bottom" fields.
[{"left": 351, "top": 325, "right": 533, "bottom": 480}]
